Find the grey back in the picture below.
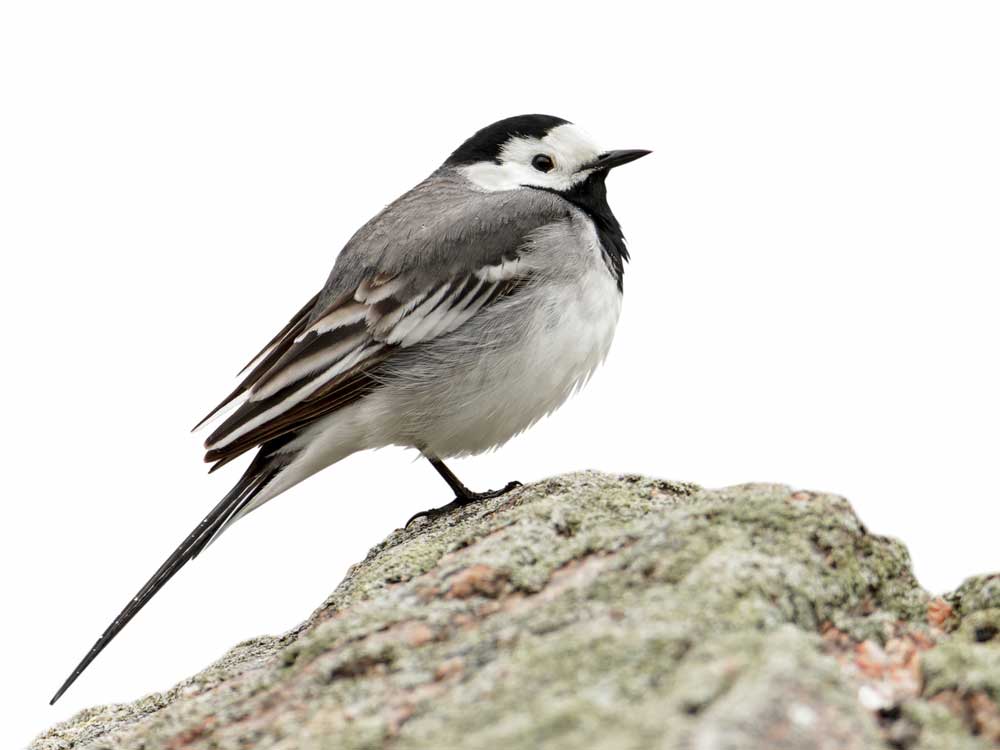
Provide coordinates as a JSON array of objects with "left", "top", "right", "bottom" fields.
[{"left": 311, "top": 169, "right": 572, "bottom": 318}]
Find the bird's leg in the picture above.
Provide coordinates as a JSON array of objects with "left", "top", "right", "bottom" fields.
[{"left": 405, "top": 458, "right": 521, "bottom": 528}]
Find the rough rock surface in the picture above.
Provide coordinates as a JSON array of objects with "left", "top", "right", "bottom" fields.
[{"left": 31, "top": 472, "right": 1000, "bottom": 749}]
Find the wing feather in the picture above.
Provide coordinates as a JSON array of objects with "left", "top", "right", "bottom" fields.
[
  {"left": 251, "top": 324, "right": 369, "bottom": 401},
  {"left": 198, "top": 263, "right": 525, "bottom": 468},
  {"left": 191, "top": 292, "right": 320, "bottom": 431}
]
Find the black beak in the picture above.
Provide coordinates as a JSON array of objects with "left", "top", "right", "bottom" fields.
[{"left": 583, "top": 149, "right": 652, "bottom": 172}]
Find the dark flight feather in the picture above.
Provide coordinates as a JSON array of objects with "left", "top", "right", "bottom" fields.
[{"left": 191, "top": 292, "right": 321, "bottom": 432}]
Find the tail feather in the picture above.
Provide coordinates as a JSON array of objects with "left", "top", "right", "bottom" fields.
[{"left": 48, "top": 458, "right": 281, "bottom": 705}]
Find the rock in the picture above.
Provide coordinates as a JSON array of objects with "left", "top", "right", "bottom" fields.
[{"left": 30, "top": 472, "right": 1000, "bottom": 750}]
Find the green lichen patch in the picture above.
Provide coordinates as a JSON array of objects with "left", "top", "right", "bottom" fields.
[
  {"left": 922, "top": 638, "right": 1000, "bottom": 700},
  {"left": 949, "top": 574, "right": 1000, "bottom": 617}
]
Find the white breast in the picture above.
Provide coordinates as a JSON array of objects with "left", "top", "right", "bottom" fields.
[{"left": 361, "top": 214, "right": 623, "bottom": 458}]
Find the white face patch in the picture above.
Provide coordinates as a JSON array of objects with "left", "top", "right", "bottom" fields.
[{"left": 458, "top": 123, "right": 604, "bottom": 192}]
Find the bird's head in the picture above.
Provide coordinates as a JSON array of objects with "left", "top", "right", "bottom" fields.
[{"left": 444, "top": 114, "right": 650, "bottom": 195}]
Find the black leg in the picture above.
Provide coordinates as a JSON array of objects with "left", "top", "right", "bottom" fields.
[{"left": 405, "top": 458, "right": 521, "bottom": 528}]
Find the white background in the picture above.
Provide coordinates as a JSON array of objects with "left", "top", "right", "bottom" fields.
[{"left": 3, "top": 2, "right": 999, "bottom": 746}]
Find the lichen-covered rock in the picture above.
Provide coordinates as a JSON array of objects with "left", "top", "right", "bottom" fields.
[{"left": 30, "top": 473, "right": 1000, "bottom": 749}]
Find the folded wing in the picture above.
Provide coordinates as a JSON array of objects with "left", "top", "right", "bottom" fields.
[{"left": 198, "top": 254, "right": 527, "bottom": 469}]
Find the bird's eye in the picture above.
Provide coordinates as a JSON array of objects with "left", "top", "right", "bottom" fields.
[{"left": 531, "top": 154, "right": 555, "bottom": 173}]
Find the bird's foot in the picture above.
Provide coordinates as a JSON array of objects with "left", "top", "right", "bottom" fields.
[{"left": 405, "top": 481, "right": 522, "bottom": 529}]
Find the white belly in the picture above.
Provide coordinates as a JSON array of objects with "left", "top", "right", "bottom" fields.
[{"left": 362, "top": 258, "right": 622, "bottom": 458}]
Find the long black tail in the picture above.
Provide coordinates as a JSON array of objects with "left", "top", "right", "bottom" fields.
[{"left": 49, "top": 457, "right": 282, "bottom": 705}]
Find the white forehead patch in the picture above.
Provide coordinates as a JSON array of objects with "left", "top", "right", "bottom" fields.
[{"left": 458, "top": 123, "right": 604, "bottom": 193}]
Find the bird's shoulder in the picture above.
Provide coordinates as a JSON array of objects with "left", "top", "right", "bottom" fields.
[{"left": 313, "top": 169, "right": 573, "bottom": 313}]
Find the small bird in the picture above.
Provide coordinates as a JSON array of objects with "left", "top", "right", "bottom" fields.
[{"left": 50, "top": 114, "right": 649, "bottom": 704}]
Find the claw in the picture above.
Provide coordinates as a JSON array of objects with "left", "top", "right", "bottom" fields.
[
  {"left": 404, "top": 480, "right": 522, "bottom": 529},
  {"left": 404, "top": 499, "right": 463, "bottom": 529}
]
